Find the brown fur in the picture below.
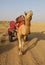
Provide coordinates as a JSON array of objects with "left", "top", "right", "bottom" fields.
[{"left": 17, "top": 10, "right": 33, "bottom": 55}]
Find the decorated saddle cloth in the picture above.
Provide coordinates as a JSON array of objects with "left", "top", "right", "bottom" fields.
[
  {"left": 16, "top": 15, "right": 25, "bottom": 28},
  {"left": 17, "top": 21, "right": 25, "bottom": 28}
]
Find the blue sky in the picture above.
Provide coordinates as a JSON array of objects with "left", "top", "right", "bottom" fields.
[{"left": 0, "top": 0, "right": 45, "bottom": 22}]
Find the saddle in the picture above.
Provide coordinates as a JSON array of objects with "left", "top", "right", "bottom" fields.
[{"left": 15, "top": 15, "right": 25, "bottom": 29}]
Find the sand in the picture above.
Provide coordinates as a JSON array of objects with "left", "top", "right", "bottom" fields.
[{"left": 0, "top": 22, "right": 45, "bottom": 65}]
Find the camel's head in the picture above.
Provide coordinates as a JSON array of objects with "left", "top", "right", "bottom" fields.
[{"left": 24, "top": 10, "right": 33, "bottom": 21}]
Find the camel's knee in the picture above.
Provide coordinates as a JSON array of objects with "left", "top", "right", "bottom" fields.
[{"left": 19, "top": 43, "right": 21, "bottom": 49}]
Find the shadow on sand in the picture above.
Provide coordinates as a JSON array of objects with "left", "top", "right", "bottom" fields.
[
  {"left": 0, "top": 43, "right": 16, "bottom": 54},
  {"left": 0, "top": 34, "right": 18, "bottom": 54},
  {"left": 0, "top": 31, "right": 45, "bottom": 55},
  {"left": 23, "top": 31, "right": 45, "bottom": 54}
]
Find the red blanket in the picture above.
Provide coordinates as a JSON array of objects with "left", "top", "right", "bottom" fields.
[
  {"left": 17, "top": 21, "right": 25, "bottom": 28},
  {"left": 8, "top": 20, "right": 16, "bottom": 33}
]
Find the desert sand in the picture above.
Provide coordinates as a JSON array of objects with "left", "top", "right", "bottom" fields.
[{"left": 0, "top": 22, "right": 45, "bottom": 65}]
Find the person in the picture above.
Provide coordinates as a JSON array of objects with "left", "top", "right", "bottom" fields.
[{"left": 8, "top": 20, "right": 16, "bottom": 34}]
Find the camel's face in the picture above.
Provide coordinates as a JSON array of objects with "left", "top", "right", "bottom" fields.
[{"left": 24, "top": 10, "right": 33, "bottom": 21}]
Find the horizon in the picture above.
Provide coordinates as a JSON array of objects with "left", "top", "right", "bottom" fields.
[{"left": 0, "top": 0, "right": 45, "bottom": 22}]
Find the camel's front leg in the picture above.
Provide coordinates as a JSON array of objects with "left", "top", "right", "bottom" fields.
[
  {"left": 21, "top": 35, "right": 25, "bottom": 52},
  {"left": 18, "top": 37, "right": 21, "bottom": 50},
  {"left": 17, "top": 33, "right": 22, "bottom": 55},
  {"left": 18, "top": 38, "right": 22, "bottom": 55}
]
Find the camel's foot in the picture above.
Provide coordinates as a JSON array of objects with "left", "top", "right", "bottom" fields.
[
  {"left": 19, "top": 51, "right": 23, "bottom": 56},
  {"left": 18, "top": 47, "right": 24, "bottom": 55},
  {"left": 18, "top": 48, "right": 22, "bottom": 55}
]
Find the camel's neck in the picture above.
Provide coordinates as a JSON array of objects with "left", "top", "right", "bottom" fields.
[
  {"left": 25, "top": 15, "right": 32, "bottom": 27},
  {"left": 25, "top": 18, "right": 31, "bottom": 27}
]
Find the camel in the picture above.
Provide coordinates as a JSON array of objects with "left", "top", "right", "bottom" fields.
[{"left": 16, "top": 10, "right": 33, "bottom": 55}]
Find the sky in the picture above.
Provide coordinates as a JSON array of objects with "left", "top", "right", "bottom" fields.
[{"left": 0, "top": 0, "right": 45, "bottom": 22}]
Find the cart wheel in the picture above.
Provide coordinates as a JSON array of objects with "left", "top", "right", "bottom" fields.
[
  {"left": 9, "top": 35, "right": 13, "bottom": 42},
  {"left": 8, "top": 32, "right": 13, "bottom": 42}
]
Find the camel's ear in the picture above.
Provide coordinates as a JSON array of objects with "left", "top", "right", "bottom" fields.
[{"left": 24, "top": 11, "right": 27, "bottom": 15}]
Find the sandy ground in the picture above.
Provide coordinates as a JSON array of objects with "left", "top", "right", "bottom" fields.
[{"left": 0, "top": 22, "right": 45, "bottom": 65}]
